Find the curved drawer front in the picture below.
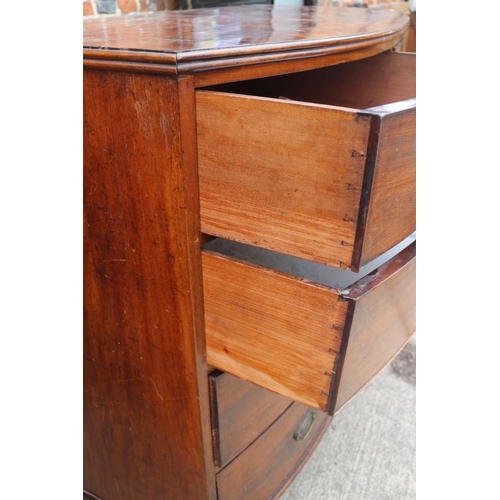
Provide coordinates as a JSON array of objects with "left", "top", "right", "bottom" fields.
[
  {"left": 197, "top": 51, "right": 415, "bottom": 272},
  {"left": 216, "top": 402, "right": 331, "bottom": 500},
  {"left": 209, "top": 371, "right": 292, "bottom": 468},
  {"left": 202, "top": 239, "right": 416, "bottom": 415}
]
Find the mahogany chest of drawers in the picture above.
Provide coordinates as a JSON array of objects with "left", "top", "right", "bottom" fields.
[{"left": 83, "top": 6, "right": 415, "bottom": 499}]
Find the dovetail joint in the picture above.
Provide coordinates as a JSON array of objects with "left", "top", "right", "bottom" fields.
[{"left": 351, "top": 150, "right": 366, "bottom": 158}]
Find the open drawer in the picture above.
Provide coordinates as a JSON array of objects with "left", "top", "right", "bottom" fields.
[
  {"left": 202, "top": 236, "right": 416, "bottom": 415},
  {"left": 196, "top": 50, "right": 415, "bottom": 272}
]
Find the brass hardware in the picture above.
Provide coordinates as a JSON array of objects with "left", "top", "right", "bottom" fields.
[{"left": 293, "top": 410, "right": 316, "bottom": 442}]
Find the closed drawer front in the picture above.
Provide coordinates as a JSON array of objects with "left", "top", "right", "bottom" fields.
[
  {"left": 209, "top": 370, "right": 292, "bottom": 468},
  {"left": 197, "top": 50, "right": 415, "bottom": 272},
  {"left": 202, "top": 237, "right": 416, "bottom": 415},
  {"left": 216, "top": 402, "right": 331, "bottom": 500}
]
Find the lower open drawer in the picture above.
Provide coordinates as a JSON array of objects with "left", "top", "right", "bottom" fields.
[{"left": 202, "top": 237, "right": 416, "bottom": 415}]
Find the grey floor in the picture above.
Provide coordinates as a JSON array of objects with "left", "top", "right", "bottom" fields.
[{"left": 281, "top": 335, "right": 416, "bottom": 500}]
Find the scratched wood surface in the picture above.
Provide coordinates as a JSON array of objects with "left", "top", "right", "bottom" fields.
[
  {"left": 83, "top": 70, "right": 216, "bottom": 500},
  {"left": 197, "top": 52, "right": 415, "bottom": 271}
]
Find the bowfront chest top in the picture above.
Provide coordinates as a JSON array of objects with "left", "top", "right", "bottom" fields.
[{"left": 84, "top": 6, "right": 415, "bottom": 500}]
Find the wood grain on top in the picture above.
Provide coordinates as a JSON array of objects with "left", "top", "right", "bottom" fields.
[{"left": 83, "top": 5, "right": 409, "bottom": 72}]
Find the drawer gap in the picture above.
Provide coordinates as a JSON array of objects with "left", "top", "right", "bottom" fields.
[{"left": 202, "top": 233, "right": 415, "bottom": 290}]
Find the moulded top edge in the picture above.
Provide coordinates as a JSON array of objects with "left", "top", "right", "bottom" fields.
[{"left": 83, "top": 5, "right": 409, "bottom": 69}]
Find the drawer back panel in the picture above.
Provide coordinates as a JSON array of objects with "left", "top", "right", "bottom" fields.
[{"left": 205, "top": 51, "right": 415, "bottom": 110}]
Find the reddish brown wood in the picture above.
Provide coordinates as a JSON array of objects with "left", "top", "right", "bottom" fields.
[
  {"left": 357, "top": 102, "right": 416, "bottom": 268},
  {"left": 209, "top": 371, "right": 293, "bottom": 468},
  {"left": 202, "top": 239, "right": 415, "bottom": 415},
  {"left": 192, "top": 37, "right": 405, "bottom": 88},
  {"left": 334, "top": 242, "right": 416, "bottom": 411},
  {"left": 197, "top": 91, "right": 370, "bottom": 269},
  {"left": 83, "top": 8, "right": 414, "bottom": 499},
  {"left": 202, "top": 249, "right": 347, "bottom": 413},
  {"left": 83, "top": 70, "right": 216, "bottom": 500},
  {"left": 83, "top": 6, "right": 409, "bottom": 77},
  {"left": 204, "top": 51, "right": 415, "bottom": 108},
  {"left": 197, "top": 52, "right": 415, "bottom": 271},
  {"left": 216, "top": 403, "right": 331, "bottom": 500},
  {"left": 83, "top": 491, "right": 101, "bottom": 500}
]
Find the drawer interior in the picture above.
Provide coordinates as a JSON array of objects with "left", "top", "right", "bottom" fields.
[{"left": 203, "top": 50, "right": 415, "bottom": 111}]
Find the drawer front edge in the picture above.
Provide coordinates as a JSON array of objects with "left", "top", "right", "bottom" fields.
[
  {"left": 354, "top": 104, "right": 416, "bottom": 270},
  {"left": 334, "top": 242, "right": 416, "bottom": 412}
]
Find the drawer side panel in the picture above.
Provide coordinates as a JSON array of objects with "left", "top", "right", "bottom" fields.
[
  {"left": 197, "top": 91, "right": 371, "bottom": 268},
  {"left": 202, "top": 251, "right": 348, "bottom": 412}
]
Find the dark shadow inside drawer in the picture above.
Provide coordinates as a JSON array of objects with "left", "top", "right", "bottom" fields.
[
  {"left": 202, "top": 234, "right": 416, "bottom": 415},
  {"left": 203, "top": 50, "right": 415, "bottom": 110}
]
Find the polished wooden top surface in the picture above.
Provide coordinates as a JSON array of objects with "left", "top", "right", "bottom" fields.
[{"left": 83, "top": 5, "right": 408, "bottom": 72}]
